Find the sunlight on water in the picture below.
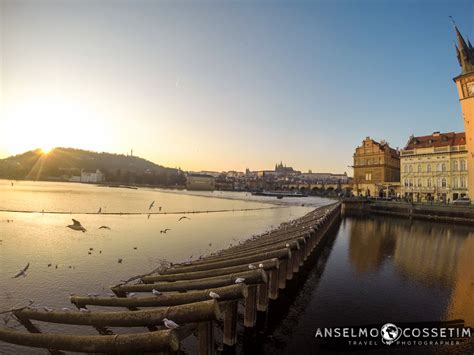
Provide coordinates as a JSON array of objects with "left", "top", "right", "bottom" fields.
[{"left": 0, "top": 180, "right": 332, "bottom": 353}]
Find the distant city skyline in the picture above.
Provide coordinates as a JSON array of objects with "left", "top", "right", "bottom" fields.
[{"left": 1, "top": 0, "right": 472, "bottom": 172}]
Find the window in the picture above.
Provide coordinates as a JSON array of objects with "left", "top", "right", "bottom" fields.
[
  {"left": 404, "top": 165, "right": 408, "bottom": 173},
  {"left": 453, "top": 177, "right": 459, "bottom": 188},
  {"left": 442, "top": 163, "right": 446, "bottom": 172},
  {"left": 453, "top": 160, "right": 458, "bottom": 171},
  {"left": 404, "top": 179, "right": 408, "bottom": 187},
  {"left": 442, "top": 178, "right": 447, "bottom": 188},
  {"left": 427, "top": 164, "right": 431, "bottom": 172},
  {"left": 461, "top": 160, "right": 466, "bottom": 171},
  {"left": 417, "top": 178, "right": 422, "bottom": 187},
  {"left": 418, "top": 164, "right": 422, "bottom": 173},
  {"left": 409, "top": 179, "right": 413, "bottom": 187},
  {"left": 427, "top": 178, "right": 432, "bottom": 187},
  {"left": 365, "top": 172, "right": 372, "bottom": 181},
  {"left": 409, "top": 165, "right": 413, "bottom": 173},
  {"left": 437, "top": 164, "right": 442, "bottom": 172},
  {"left": 461, "top": 176, "right": 467, "bottom": 188}
]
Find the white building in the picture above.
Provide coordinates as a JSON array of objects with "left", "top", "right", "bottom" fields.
[
  {"left": 80, "top": 169, "right": 104, "bottom": 183},
  {"left": 400, "top": 132, "right": 468, "bottom": 202}
]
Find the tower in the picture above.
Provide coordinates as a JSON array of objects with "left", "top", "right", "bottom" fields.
[{"left": 453, "top": 24, "right": 474, "bottom": 200}]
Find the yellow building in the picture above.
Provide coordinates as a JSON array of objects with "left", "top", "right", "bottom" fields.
[
  {"left": 186, "top": 173, "right": 215, "bottom": 191},
  {"left": 353, "top": 137, "right": 400, "bottom": 197},
  {"left": 453, "top": 25, "right": 474, "bottom": 201},
  {"left": 400, "top": 132, "right": 468, "bottom": 202}
]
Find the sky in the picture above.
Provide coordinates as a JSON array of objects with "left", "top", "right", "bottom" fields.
[{"left": 0, "top": 0, "right": 473, "bottom": 174}]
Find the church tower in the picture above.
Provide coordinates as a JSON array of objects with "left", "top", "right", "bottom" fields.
[{"left": 453, "top": 25, "right": 474, "bottom": 200}]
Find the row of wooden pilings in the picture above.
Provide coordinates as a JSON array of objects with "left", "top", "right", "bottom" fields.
[{"left": 0, "top": 202, "right": 342, "bottom": 354}]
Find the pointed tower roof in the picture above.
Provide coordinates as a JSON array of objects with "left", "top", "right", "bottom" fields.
[{"left": 453, "top": 23, "right": 474, "bottom": 75}]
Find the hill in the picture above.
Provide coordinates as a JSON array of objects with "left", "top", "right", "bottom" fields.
[{"left": 0, "top": 148, "right": 185, "bottom": 185}]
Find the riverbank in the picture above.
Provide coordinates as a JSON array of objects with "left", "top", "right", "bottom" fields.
[{"left": 342, "top": 198, "right": 474, "bottom": 225}]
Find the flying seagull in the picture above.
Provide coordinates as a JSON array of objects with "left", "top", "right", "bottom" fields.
[
  {"left": 13, "top": 263, "right": 30, "bottom": 278},
  {"left": 98, "top": 226, "right": 111, "bottom": 230},
  {"left": 163, "top": 318, "right": 180, "bottom": 329},
  {"left": 178, "top": 216, "right": 190, "bottom": 222},
  {"left": 149, "top": 201, "right": 155, "bottom": 210},
  {"left": 67, "top": 219, "right": 86, "bottom": 232},
  {"left": 160, "top": 229, "right": 171, "bottom": 234}
]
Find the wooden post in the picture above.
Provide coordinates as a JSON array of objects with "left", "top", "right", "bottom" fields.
[
  {"left": 198, "top": 321, "right": 214, "bottom": 355},
  {"left": 278, "top": 260, "right": 287, "bottom": 289},
  {"left": 244, "top": 285, "right": 257, "bottom": 327},
  {"left": 256, "top": 283, "right": 269, "bottom": 312},
  {"left": 268, "top": 269, "right": 279, "bottom": 300},
  {"left": 223, "top": 301, "right": 238, "bottom": 346},
  {"left": 286, "top": 256, "right": 294, "bottom": 280}
]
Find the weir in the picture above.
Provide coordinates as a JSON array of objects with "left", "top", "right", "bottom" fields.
[{"left": 0, "top": 202, "right": 342, "bottom": 354}]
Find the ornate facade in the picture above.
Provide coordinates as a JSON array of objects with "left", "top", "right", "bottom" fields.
[
  {"left": 353, "top": 137, "right": 400, "bottom": 197},
  {"left": 400, "top": 132, "right": 468, "bottom": 202}
]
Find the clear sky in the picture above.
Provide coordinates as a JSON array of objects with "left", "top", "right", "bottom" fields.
[{"left": 0, "top": 0, "right": 473, "bottom": 173}]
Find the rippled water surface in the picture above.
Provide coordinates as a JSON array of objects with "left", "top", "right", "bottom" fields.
[{"left": 0, "top": 180, "right": 331, "bottom": 354}]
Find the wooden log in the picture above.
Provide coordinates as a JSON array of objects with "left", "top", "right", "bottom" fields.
[
  {"left": 178, "top": 244, "right": 296, "bottom": 267},
  {"left": 112, "top": 269, "right": 267, "bottom": 294},
  {"left": 201, "top": 240, "right": 300, "bottom": 262},
  {"left": 15, "top": 317, "right": 65, "bottom": 355},
  {"left": 71, "top": 285, "right": 247, "bottom": 308},
  {"left": 223, "top": 301, "right": 238, "bottom": 346},
  {"left": 256, "top": 283, "right": 269, "bottom": 312},
  {"left": 268, "top": 269, "right": 279, "bottom": 300},
  {"left": 159, "top": 249, "right": 291, "bottom": 274},
  {"left": 142, "top": 258, "right": 279, "bottom": 283},
  {"left": 14, "top": 300, "right": 220, "bottom": 328},
  {"left": 198, "top": 321, "right": 214, "bottom": 355},
  {"left": 244, "top": 285, "right": 257, "bottom": 328},
  {"left": 0, "top": 328, "right": 179, "bottom": 353}
]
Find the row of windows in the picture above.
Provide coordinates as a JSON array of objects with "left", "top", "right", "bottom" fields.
[
  {"left": 403, "top": 177, "right": 467, "bottom": 188},
  {"left": 355, "top": 158, "right": 383, "bottom": 166},
  {"left": 402, "top": 160, "right": 466, "bottom": 173}
]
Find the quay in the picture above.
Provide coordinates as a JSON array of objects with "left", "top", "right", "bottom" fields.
[
  {"left": 0, "top": 202, "right": 342, "bottom": 354},
  {"left": 342, "top": 198, "right": 474, "bottom": 225}
]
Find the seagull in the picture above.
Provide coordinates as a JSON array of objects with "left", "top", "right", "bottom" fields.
[
  {"left": 67, "top": 219, "right": 86, "bottom": 232},
  {"left": 163, "top": 318, "right": 180, "bottom": 329},
  {"left": 158, "top": 206, "right": 162, "bottom": 212},
  {"left": 258, "top": 263, "right": 264, "bottom": 268},
  {"left": 87, "top": 293, "right": 99, "bottom": 297},
  {"left": 208, "top": 243, "right": 212, "bottom": 247},
  {"left": 160, "top": 229, "right": 171, "bottom": 234},
  {"left": 79, "top": 308, "right": 90, "bottom": 313},
  {"left": 128, "top": 293, "right": 136, "bottom": 297},
  {"left": 43, "top": 306, "right": 53, "bottom": 312},
  {"left": 147, "top": 214, "right": 151, "bottom": 219},
  {"left": 152, "top": 289, "right": 162, "bottom": 296},
  {"left": 235, "top": 277, "right": 245, "bottom": 284},
  {"left": 248, "top": 264, "right": 257, "bottom": 270},
  {"left": 133, "top": 247, "right": 137, "bottom": 250},
  {"left": 178, "top": 216, "right": 190, "bottom": 222},
  {"left": 285, "top": 243, "right": 290, "bottom": 247},
  {"left": 149, "top": 201, "right": 155, "bottom": 210},
  {"left": 97, "top": 207, "right": 102, "bottom": 214},
  {"left": 61, "top": 307, "right": 71, "bottom": 312},
  {"left": 98, "top": 226, "right": 110, "bottom": 230},
  {"left": 209, "top": 291, "right": 220, "bottom": 299},
  {"left": 118, "top": 258, "right": 123, "bottom": 263},
  {"left": 47, "top": 263, "right": 52, "bottom": 267},
  {"left": 13, "top": 263, "right": 30, "bottom": 278}
]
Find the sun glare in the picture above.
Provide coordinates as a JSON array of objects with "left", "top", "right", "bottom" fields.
[{"left": 41, "top": 147, "right": 53, "bottom": 154}]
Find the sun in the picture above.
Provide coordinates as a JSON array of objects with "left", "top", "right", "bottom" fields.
[{"left": 40, "top": 146, "right": 53, "bottom": 154}]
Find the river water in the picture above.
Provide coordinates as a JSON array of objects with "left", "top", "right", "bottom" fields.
[
  {"left": 261, "top": 215, "right": 474, "bottom": 354},
  {"left": 0, "top": 180, "right": 326, "bottom": 354},
  {"left": 1, "top": 181, "right": 473, "bottom": 354}
]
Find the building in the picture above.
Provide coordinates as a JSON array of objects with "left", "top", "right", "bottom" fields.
[
  {"left": 353, "top": 137, "right": 400, "bottom": 197},
  {"left": 453, "top": 25, "right": 474, "bottom": 201},
  {"left": 80, "top": 169, "right": 104, "bottom": 183},
  {"left": 400, "top": 132, "right": 468, "bottom": 202},
  {"left": 186, "top": 173, "right": 215, "bottom": 191}
]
